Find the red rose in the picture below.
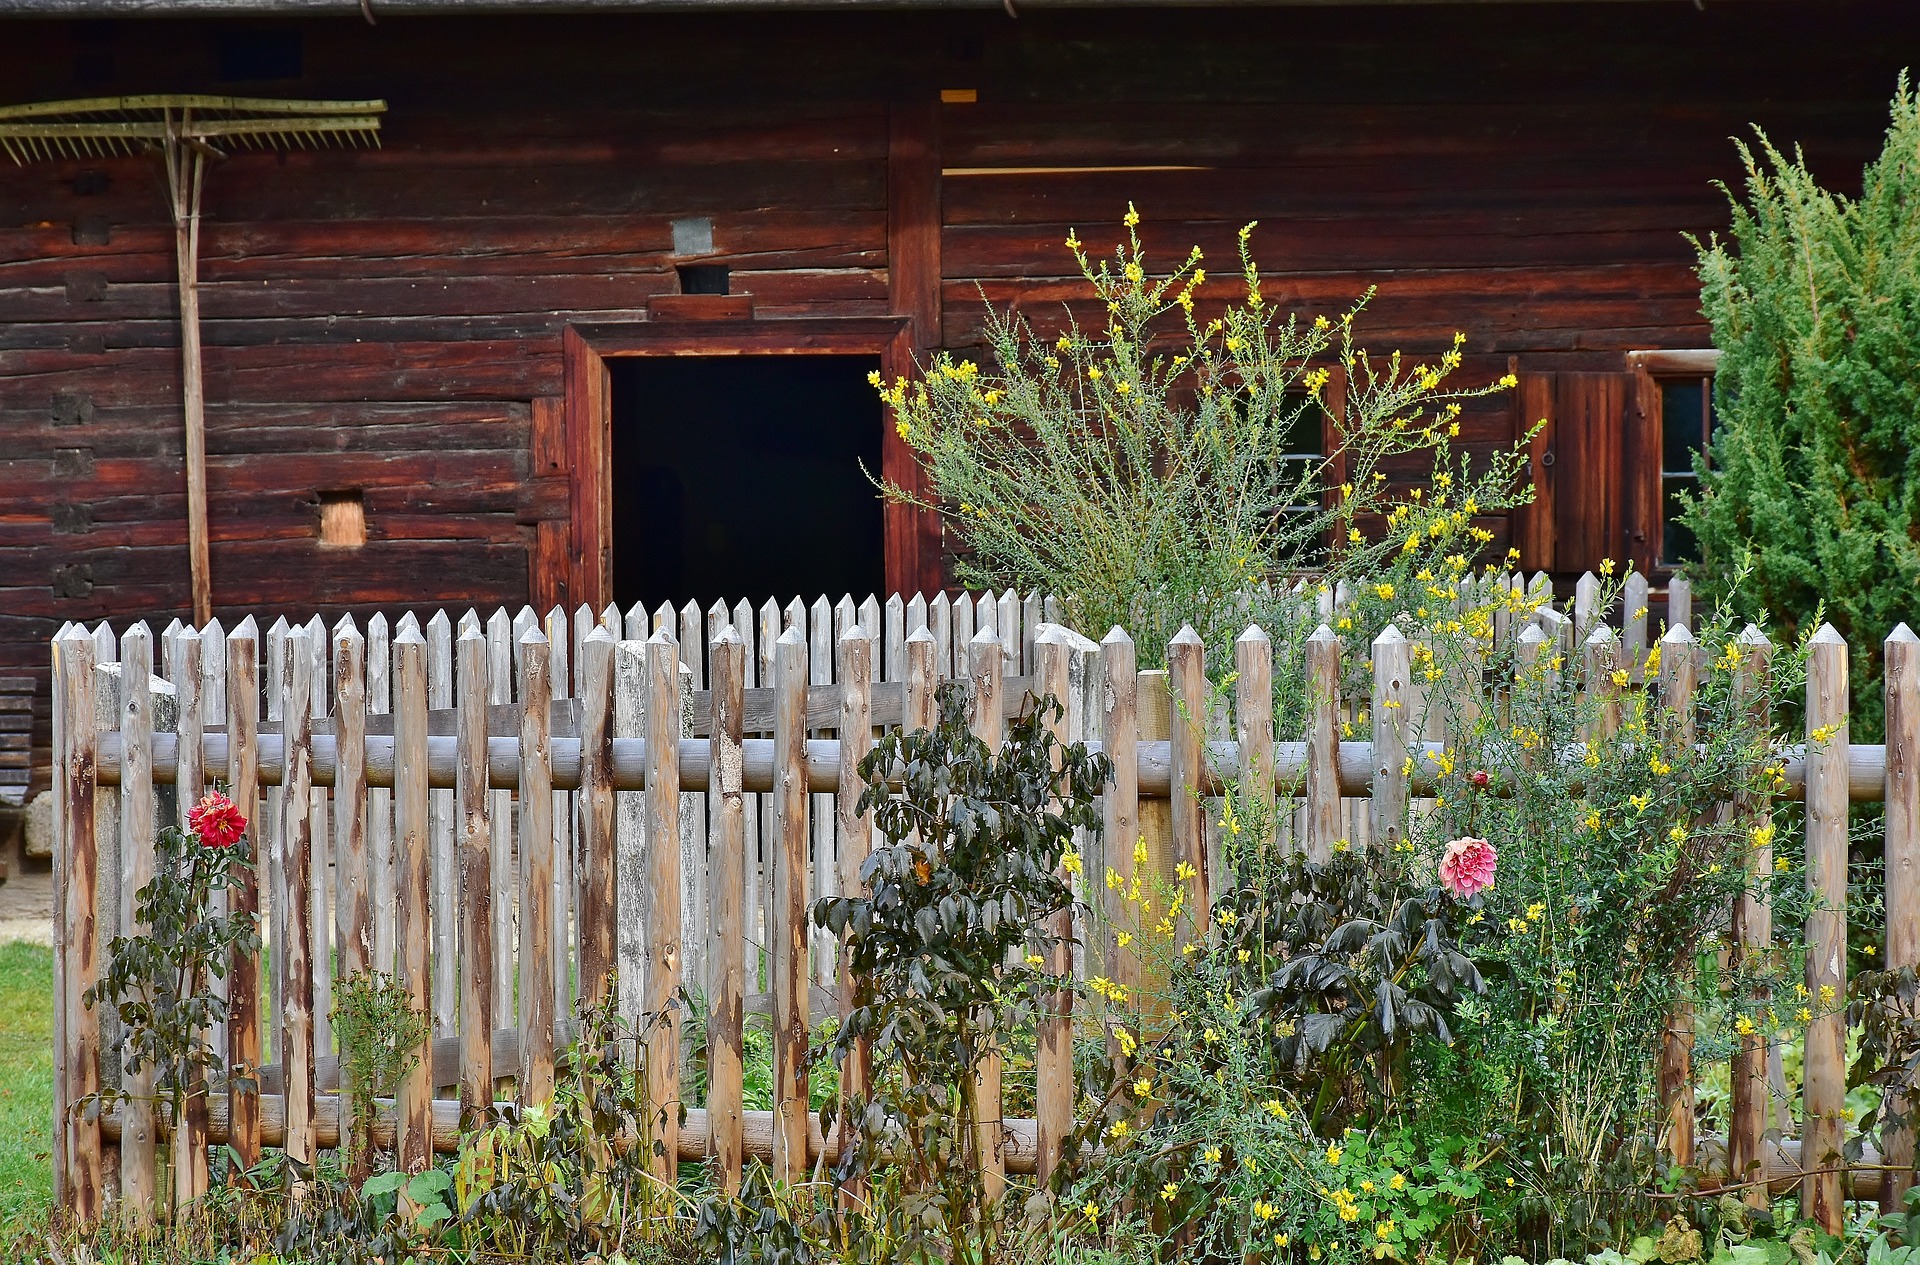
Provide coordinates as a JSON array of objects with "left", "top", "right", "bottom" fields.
[
  {"left": 188, "top": 792, "right": 247, "bottom": 849},
  {"left": 1469, "top": 769, "right": 1491, "bottom": 789}
]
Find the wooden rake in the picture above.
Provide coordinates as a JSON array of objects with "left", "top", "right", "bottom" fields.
[{"left": 0, "top": 95, "right": 386, "bottom": 624}]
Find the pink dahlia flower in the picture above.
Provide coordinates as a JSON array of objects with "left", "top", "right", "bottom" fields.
[{"left": 1438, "top": 836, "right": 1497, "bottom": 899}]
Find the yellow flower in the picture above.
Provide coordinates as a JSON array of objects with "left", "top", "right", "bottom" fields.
[
  {"left": 1776, "top": 856, "right": 1790, "bottom": 872},
  {"left": 1326, "top": 1145, "right": 1342, "bottom": 1166},
  {"left": 1600, "top": 558, "right": 1616, "bottom": 576},
  {"left": 1062, "top": 850, "right": 1082, "bottom": 875},
  {"left": 1238, "top": 948, "right": 1251, "bottom": 963},
  {"left": 1133, "top": 1078, "right": 1153, "bottom": 1098},
  {"left": 1630, "top": 793, "right": 1650, "bottom": 813},
  {"left": 1108, "top": 1119, "right": 1130, "bottom": 1139},
  {"left": 1798, "top": 1007, "right": 1813, "bottom": 1023},
  {"left": 1610, "top": 668, "right": 1631, "bottom": 688},
  {"left": 1526, "top": 902, "right": 1545, "bottom": 921},
  {"left": 1116, "top": 931, "right": 1133, "bottom": 948},
  {"left": 1083, "top": 1200, "right": 1099, "bottom": 1224},
  {"left": 1820, "top": 984, "right": 1836, "bottom": 1004},
  {"left": 1375, "top": 583, "right": 1395, "bottom": 601},
  {"left": 1106, "top": 867, "right": 1123, "bottom": 891},
  {"left": 1025, "top": 954, "right": 1044, "bottom": 967},
  {"left": 1360, "top": 1180, "right": 1375, "bottom": 1193},
  {"left": 1735, "top": 1015, "right": 1756, "bottom": 1036},
  {"left": 1389, "top": 1172, "right": 1406, "bottom": 1190},
  {"left": 1752, "top": 823, "right": 1776, "bottom": 848},
  {"left": 1254, "top": 1199, "right": 1277, "bottom": 1222},
  {"left": 1377, "top": 1220, "right": 1396, "bottom": 1240},
  {"left": 1349, "top": 528, "right": 1363, "bottom": 544},
  {"left": 1217, "top": 908, "right": 1238, "bottom": 927},
  {"left": 1276, "top": 1234, "right": 1291, "bottom": 1249},
  {"left": 1161, "top": 1182, "right": 1180, "bottom": 1201},
  {"left": 1669, "top": 824, "right": 1687, "bottom": 843},
  {"left": 1177, "top": 861, "right": 1198, "bottom": 882},
  {"left": 1204, "top": 1145, "right": 1222, "bottom": 1164}
]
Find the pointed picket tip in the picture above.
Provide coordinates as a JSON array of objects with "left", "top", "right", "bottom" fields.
[
  {"left": 518, "top": 625, "right": 548, "bottom": 647},
  {"left": 458, "top": 623, "right": 488, "bottom": 645},
  {"left": 1584, "top": 623, "right": 1618, "bottom": 647},
  {"left": 839, "top": 622, "right": 873, "bottom": 646},
  {"left": 648, "top": 626, "right": 678, "bottom": 647},
  {"left": 1373, "top": 622, "right": 1407, "bottom": 645},
  {"left": 584, "top": 623, "right": 615, "bottom": 644},
  {"left": 487, "top": 606, "right": 512, "bottom": 632},
  {"left": 395, "top": 610, "right": 421, "bottom": 637},
  {"left": 427, "top": 608, "right": 452, "bottom": 631},
  {"left": 332, "top": 611, "right": 359, "bottom": 638},
  {"left": 1308, "top": 622, "right": 1338, "bottom": 644},
  {"left": 1100, "top": 624, "right": 1134, "bottom": 647},
  {"left": 906, "top": 625, "right": 936, "bottom": 645},
  {"left": 126, "top": 618, "right": 152, "bottom": 639},
  {"left": 712, "top": 623, "right": 743, "bottom": 647},
  {"left": 233, "top": 614, "right": 260, "bottom": 639},
  {"left": 1737, "top": 623, "right": 1772, "bottom": 647},
  {"left": 1517, "top": 624, "right": 1550, "bottom": 645},
  {"left": 1811, "top": 623, "right": 1847, "bottom": 646},
  {"left": 269, "top": 614, "right": 291, "bottom": 635},
  {"left": 1660, "top": 622, "right": 1697, "bottom": 645},
  {"left": 1169, "top": 624, "right": 1203, "bottom": 646},
  {"left": 1237, "top": 624, "right": 1271, "bottom": 646},
  {"left": 1891, "top": 623, "right": 1919, "bottom": 646},
  {"left": 457, "top": 608, "right": 481, "bottom": 635},
  {"left": 776, "top": 624, "right": 806, "bottom": 647},
  {"left": 177, "top": 624, "right": 201, "bottom": 644}
]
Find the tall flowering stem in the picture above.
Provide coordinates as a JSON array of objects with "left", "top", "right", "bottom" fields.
[{"left": 83, "top": 791, "right": 261, "bottom": 1172}]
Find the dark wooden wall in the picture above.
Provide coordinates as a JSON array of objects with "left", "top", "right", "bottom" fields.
[{"left": 1, "top": 1, "right": 1914, "bottom": 790}]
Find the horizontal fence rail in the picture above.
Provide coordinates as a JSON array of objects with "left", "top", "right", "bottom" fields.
[{"left": 43, "top": 573, "right": 1918, "bottom": 1231}]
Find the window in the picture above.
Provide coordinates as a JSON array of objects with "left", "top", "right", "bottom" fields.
[
  {"left": 1658, "top": 374, "right": 1715, "bottom": 566},
  {"left": 1626, "top": 350, "right": 1721, "bottom": 575}
]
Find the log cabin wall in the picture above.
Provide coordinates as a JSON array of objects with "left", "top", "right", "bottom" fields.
[{"left": 2, "top": 1, "right": 1915, "bottom": 793}]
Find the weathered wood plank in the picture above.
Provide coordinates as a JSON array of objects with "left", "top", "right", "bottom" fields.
[
  {"left": 281, "top": 627, "right": 317, "bottom": 1188},
  {"left": 708, "top": 626, "right": 747, "bottom": 1194},
  {"left": 833, "top": 625, "right": 873, "bottom": 1200},
  {"left": 968, "top": 629, "right": 1007, "bottom": 1204},
  {"left": 392, "top": 623, "right": 433, "bottom": 1171},
  {"left": 1730, "top": 625, "right": 1774, "bottom": 1210},
  {"left": 517, "top": 630, "right": 556, "bottom": 1109},
  {"left": 456, "top": 627, "right": 493, "bottom": 1132},
  {"left": 579, "top": 628, "right": 616, "bottom": 1007},
  {"left": 1306, "top": 625, "right": 1341, "bottom": 863},
  {"left": 771, "top": 627, "right": 809, "bottom": 1184},
  {"left": 1657, "top": 625, "right": 1697, "bottom": 1171},
  {"left": 427, "top": 611, "right": 457, "bottom": 1041},
  {"left": 173, "top": 626, "right": 210, "bottom": 1210},
  {"left": 1167, "top": 626, "right": 1209, "bottom": 935},
  {"left": 1235, "top": 626, "right": 1277, "bottom": 859},
  {"left": 1370, "top": 625, "right": 1410, "bottom": 854},
  {"left": 119, "top": 622, "right": 158, "bottom": 1219},
  {"left": 1099, "top": 628, "right": 1139, "bottom": 1000},
  {"left": 1803, "top": 624, "right": 1848, "bottom": 1233},
  {"left": 367, "top": 613, "right": 395, "bottom": 977},
  {"left": 55, "top": 629, "right": 103, "bottom": 1223},
  {"left": 1033, "top": 628, "right": 1073, "bottom": 1184},
  {"left": 225, "top": 619, "right": 262, "bottom": 1173},
  {"left": 644, "top": 630, "right": 683, "bottom": 1182}
]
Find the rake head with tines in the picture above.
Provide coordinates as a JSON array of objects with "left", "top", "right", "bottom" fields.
[
  {"left": 0, "top": 93, "right": 386, "bottom": 628},
  {"left": 0, "top": 94, "right": 385, "bottom": 164}
]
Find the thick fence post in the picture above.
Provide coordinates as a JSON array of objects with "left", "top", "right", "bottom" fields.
[
  {"left": 709, "top": 627, "right": 747, "bottom": 1194},
  {"left": 1657, "top": 625, "right": 1697, "bottom": 1172},
  {"left": 517, "top": 630, "right": 556, "bottom": 1108},
  {"left": 174, "top": 627, "right": 210, "bottom": 1209},
  {"left": 1887, "top": 624, "right": 1920, "bottom": 1211},
  {"left": 426, "top": 612, "right": 456, "bottom": 1042},
  {"left": 1804, "top": 624, "right": 1849, "bottom": 1232},
  {"left": 645, "top": 630, "right": 684, "bottom": 1183},
  {"left": 367, "top": 613, "right": 394, "bottom": 978},
  {"left": 968, "top": 629, "right": 1007, "bottom": 1202},
  {"left": 55, "top": 629, "right": 103, "bottom": 1223},
  {"left": 772, "top": 627, "right": 810, "bottom": 1183},
  {"left": 456, "top": 628, "right": 494, "bottom": 1130},
  {"left": 615, "top": 638, "right": 648, "bottom": 1034},
  {"left": 1371, "top": 625, "right": 1411, "bottom": 854}
]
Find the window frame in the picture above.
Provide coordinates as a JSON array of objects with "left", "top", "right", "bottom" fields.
[{"left": 1625, "top": 349, "right": 1721, "bottom": 578}]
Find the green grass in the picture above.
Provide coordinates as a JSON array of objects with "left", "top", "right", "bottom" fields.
[{"left": 0, "top": 941, "right": 53, "bottom": 1231}]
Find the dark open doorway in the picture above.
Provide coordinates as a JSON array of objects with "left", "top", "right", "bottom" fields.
[{"left": 609, "top": 354, "right": 885, "bottom": 611}]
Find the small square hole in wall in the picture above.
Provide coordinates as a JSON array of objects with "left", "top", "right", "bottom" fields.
[
  {"left": 317, "top": 489, "right": 366, "bottom": 548},
  {"left": 677, "top": 264, "right": 730, "bottom": 296}
]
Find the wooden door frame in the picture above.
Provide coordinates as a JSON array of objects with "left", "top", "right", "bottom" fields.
[{"left": 557, "top": 316, "right": 935, "bottom": 613}]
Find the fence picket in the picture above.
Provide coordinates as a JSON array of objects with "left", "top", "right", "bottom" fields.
[
  {"left": 1306, "top": 625, "right": 1341, "bottom": 862},
  {"left": 282, "top": 628, "right": 317, "bottom": 1187},
  {"left": 545, "top": 606, "right": 575, "bottom": 1023},
  {"left": 367, "top": 614, "right": 394, "bottom": 977},
  {"left": 517, "top": 631, "right": 557, "bottom": 1109},
  {"left": 772, "top": 627, "right": 810, "bottom": 1183},
  {"left": 834, "top": 626, "right": 874, "bottom": 1196},
  {"left": 1886, "top": 626, "right": 1920, "bottom": 1211},
  {"left": 1657, "top": 626, "right": 1698, "bottom": 1169},
  {"left": 579, "top": 629, "right": 617, "bottom": 1008},
  {"left": 1034, "top": 628, "right": 1073, "bottom": 1183},
  {"left": 1804, "top": 624, "right": 1849, "bottom": 1232},
  {"left": 1730, "top": 625, "right": 1775, "bottom": 1208},
  {"left": 1236, "top": 626, "right": 1276, "bottom": 856},
  {"left": 1168, "top": 626, "right": 1210, "bottom": 933},
  {"left": 709, "top": 627, "right": 747, "bottom": 1194},
  {"left": 615, "top": 639, "right": 648, "bottom": 1032},
  {"left": 646, "top": 630, "right": 684, "bottom": 1182},
  {"left": 304, "top": 616, "right": 333, "bottom": 1060},
  {"left": 485, "top": 609, "right": 515, "bottom": 1034},
  {"left": 174, "top": 626, "right": 210, "bottom": 1208},
  {"left": 1624, "top": 571, "right": 1650, "bottom": 682},
  {"left": 54, "top": 630, "right": 102, "bottom": 1222},
  {"left": 968, "top": 630, "right": 1007, "bottom": 1202},
  {"left": 457, "top": 628, "right": 494, "bottom": 1130},
  {"left": 393, "top": 623, "right": 434, "bottom": 1170},
  {"left": 119, "top": 624, "right": 158, "bottom": 1217},
  {"left": 1100, "top": 628, "right": 1140, "bottom": 1003},
  {"left": 225, "top": 621, "right": 263, "bottom": 1172}
]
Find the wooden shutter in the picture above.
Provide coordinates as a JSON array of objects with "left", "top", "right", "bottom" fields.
[{"left": 1513, "top": 371, "right": 1632, "bottom": 575}]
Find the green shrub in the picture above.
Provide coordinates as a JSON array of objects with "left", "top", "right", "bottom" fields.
[{"left": 1685, "top": 74, "right": 1920, "bottom": 728}]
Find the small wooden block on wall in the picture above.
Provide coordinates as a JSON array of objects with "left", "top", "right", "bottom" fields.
[{"left": 648, "top": 294, "right": 754, "bottom": 322}]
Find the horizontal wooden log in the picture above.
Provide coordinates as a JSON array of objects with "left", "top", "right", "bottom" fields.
[
  {"left": 95, "top": 727, "right": 1886, "bottom": 805},
  {"left": 101, "top": 1096, "right": 1040, "bottom": 1174}
]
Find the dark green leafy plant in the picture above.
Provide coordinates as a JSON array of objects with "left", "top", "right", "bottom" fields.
[
  {"left": 82, "top": 795, "right": 259, "bottom": 1165},
  {"left": 1686, "top": 74, "right": 1920, "bottom": 729},
  {"left": 330, "top": 969, "right": 433, "bottom": 1183}
]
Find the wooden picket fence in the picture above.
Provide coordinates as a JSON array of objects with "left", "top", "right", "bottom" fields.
[{"left": 43, "top": 575, "right": 1919, "bottom": 1233}]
